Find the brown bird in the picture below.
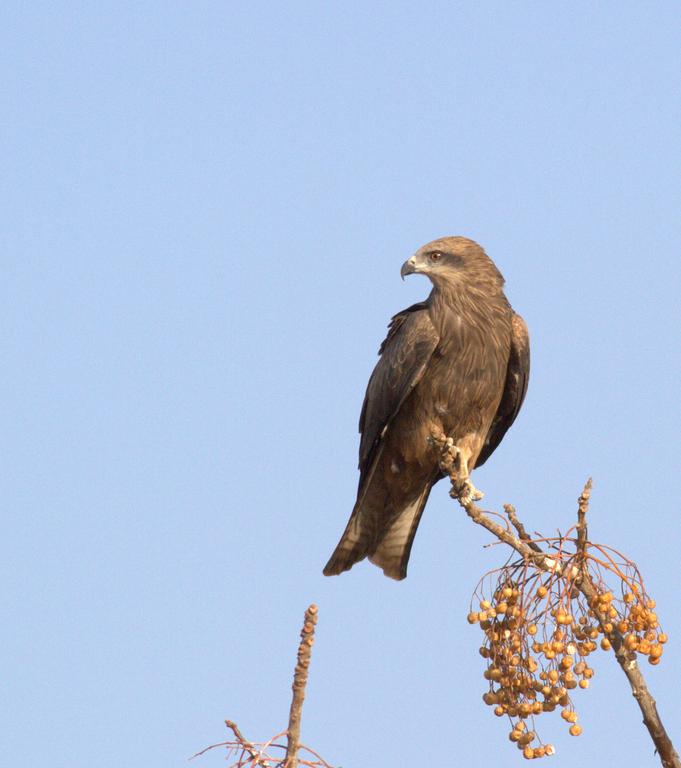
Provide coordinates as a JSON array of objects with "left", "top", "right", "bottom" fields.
[{"left": 323, "top": 236, "right": 529, "bottom": 580}]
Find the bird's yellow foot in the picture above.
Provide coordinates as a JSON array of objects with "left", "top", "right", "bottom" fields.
[{"left": 451, "top": 478, "right": 484, "bottom": 505}]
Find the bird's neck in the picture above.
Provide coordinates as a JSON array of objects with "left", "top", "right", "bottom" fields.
[
  {"left": 431, "top": 280, "right": 505, "bottom": 310},
  {"left": 429, "top": 283, "right": 509, "bottom": 334}
]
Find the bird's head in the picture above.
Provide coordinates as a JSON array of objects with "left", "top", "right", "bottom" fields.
[{"left": 401, "top": 236, "right": 504, "bottom": 289}]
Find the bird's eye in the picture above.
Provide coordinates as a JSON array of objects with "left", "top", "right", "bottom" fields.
[{"left": 429, "top": 251, "right": 442, "bottom": 262}]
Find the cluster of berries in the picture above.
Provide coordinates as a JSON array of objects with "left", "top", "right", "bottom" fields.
[
  {"left": 468, "top": 573, "right": 665, "bottom": 760},
  {"left": 588, "top": 588, "right": 666, "bottom": 663}
]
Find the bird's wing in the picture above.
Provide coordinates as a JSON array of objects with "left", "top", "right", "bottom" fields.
[
  {"left": 476, "top": 312, "right": 530, "bottom": 467},
  {"left": 323, "top": 302, "right": 438, "bottom": 579},
  {"left": 357, "top": 301, "right": 439, "bottom": 477}
]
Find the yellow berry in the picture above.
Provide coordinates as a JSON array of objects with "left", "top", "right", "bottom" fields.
[
  {"left": 624, "top": 634, "right": 638, "bottom": 651},
  {"left": 569, "top": 724, "right": 583, "bottom": 736}
]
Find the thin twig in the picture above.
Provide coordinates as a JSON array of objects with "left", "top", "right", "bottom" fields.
[
  {"left": 225, "top": 721, "right": 264, "bottom": 764},
  {"left": 576, "top": 479, "right": 591, "bottom": 577},
  {"left": 447, "top": 467, "right": 680, "bottom": 768},
  {"left": 284, "top": 604, "right": 318, "bottom": 768},
  {"left": 504, "top": 503, "right": 543, "bottom": 553}
]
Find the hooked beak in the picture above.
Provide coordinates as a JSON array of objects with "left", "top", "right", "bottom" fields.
[{"left": 400, "top": 257, "right": 418, "bottom": 280}]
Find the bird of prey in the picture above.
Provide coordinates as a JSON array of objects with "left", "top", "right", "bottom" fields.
[{"left": 323, "top": 236, "right": 529, "bottom": 580}]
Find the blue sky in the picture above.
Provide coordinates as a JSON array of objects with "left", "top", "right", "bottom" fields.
[{"left": 3, "top": 2, "right": 680, "bottom": 766}]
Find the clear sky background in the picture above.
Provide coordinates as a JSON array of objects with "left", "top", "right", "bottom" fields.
[{"left": 3, "top": 2, "right": 681, "bottom": 767}]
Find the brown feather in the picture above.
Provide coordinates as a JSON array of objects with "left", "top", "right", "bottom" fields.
[{"left": 477, "top": 312, "right": 530, "bottom": 467}]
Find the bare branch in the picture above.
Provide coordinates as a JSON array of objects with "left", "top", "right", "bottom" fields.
[
  {"left": 576, "top": 479, "right": 591, "bottom": 574},
  {"left": 193, "top": 604, "right": 332, "bottom": 768},
  {"left": 284, "top": 604, "right": 318, "bottom": 768},
  {"left": 225, "top": 721, "right": 262, "bottom": 764},
  {"left": 504, "top": 503, "right": 543, "bottom": 553}
]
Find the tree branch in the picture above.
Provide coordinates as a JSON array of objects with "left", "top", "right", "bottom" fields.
[
  {"left": 284, "top": 604, "right": 318, "bottom": 768},
  {"left": 225, "top": 720, "right": 266, "bottom": 765},
  {"left": 452, "top": 475, "right": 679, "bottom": 768}
]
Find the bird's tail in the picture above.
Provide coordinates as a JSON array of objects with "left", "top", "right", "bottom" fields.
[
  {"left": 322, "top": 507, "right": 372, "bottom": 578},
  {"left": 323, "top": 484, "right": 432, "bottom": 580}
]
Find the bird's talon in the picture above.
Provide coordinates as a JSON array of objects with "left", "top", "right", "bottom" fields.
[{"left": 453, "top": 479, "right": 484, "bottom": 505}]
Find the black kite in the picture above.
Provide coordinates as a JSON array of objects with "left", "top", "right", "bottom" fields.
[{"left": 323, "top": 236, "right": 529, "bottom": 580}]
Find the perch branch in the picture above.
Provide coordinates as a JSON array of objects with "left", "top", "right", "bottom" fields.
[
  {"left": 431, "top": 431, "right": 680, "bottom": 768},
  {"left": 470, "top": 490, "right": 679, "bottom": 767}
]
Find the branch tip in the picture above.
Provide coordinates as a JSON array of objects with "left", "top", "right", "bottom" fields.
[{"left": 284, "top": 605, "right": 319, "bottom": 767}]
